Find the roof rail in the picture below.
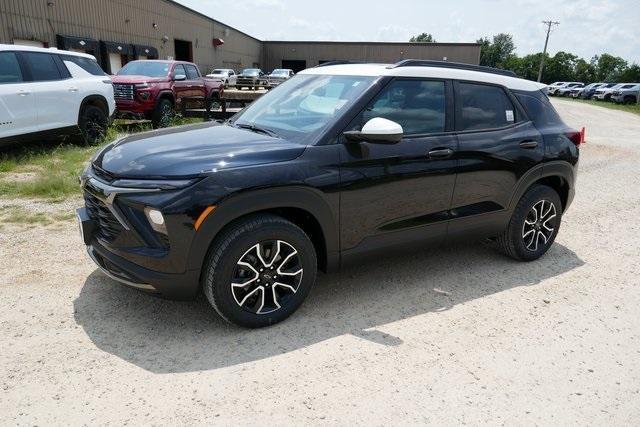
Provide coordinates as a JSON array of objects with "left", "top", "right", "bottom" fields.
[
  {"left": 314, "top": 60, "right": 363, "bottom": 67},
  {"left": 390, "top": 59, "right": 517, "bottom": 77}
]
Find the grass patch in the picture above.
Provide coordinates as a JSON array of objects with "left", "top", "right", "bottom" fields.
[
  {"left": 0, "top": 115, "right": 203, "bottom": 200},
  {"left": 557, "top": 97, "right": 640, "bottom": 115},
  {"left": 0, "top": 205, "right": 76, "bottom": 226}
]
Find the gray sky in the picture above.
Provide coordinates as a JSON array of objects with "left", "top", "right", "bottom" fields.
[{"left": 175, "top": 0, "right": 640, "bottom": 63}]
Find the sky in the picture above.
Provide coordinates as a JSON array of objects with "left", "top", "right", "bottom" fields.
[{"left": 175, "top": 0, "right": 640, "bottom": 64}]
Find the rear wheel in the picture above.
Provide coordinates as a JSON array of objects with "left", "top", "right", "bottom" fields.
[
  {"left": 202, "top": 214, "right": 317, "bottom": 328},
  {"left": 78, "top": 104, "right": 108, "bottom": 145},
  {"left": 152, "top": 98, "right": 174, "bottom": 129},
  {"left": 496, "top": 185, "right": 562, "bottom": 261}
]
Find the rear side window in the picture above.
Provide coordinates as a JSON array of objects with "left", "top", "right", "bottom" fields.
[
  {"left": 364, "top": 79, "right": 446, "bottom": 135},
  {"left": 22, "top": 52, "right": 62, "bottom": 81},
  {"left": 0, "top": 52, "right": 23, "bottom": 83},
  {"left": 184, "top": 64, "right": 199, "bottom": 79},
  {"left": 514, "top": 90, "right": 563, "bottom": 128},
  {"left": 61, "top": 55, "right": 106, "bottom": 76},
  {"left": 458, "top": 83, "right": 516, "bottom": 131}
]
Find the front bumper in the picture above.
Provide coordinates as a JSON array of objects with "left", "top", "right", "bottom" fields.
[{"left": 78, "top": 206, "right": 201, "bottom": 299}]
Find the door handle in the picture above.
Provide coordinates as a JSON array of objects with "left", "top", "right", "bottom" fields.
[
  {"left": 18, "top": 90, "right": 30, "bottom": 96},
  {"left": 519, "top": 140, "right": 538, "bottom": 149},
  {"left": 428, "top": 148, "right": 454, "bottom": 159},
  {"left": 68, "top": 87, "right": 78, "bottom": 92}
]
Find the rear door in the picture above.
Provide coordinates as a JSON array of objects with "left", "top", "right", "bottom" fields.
[
  {"left": 184, "top": 63, "right": 205, "bottom": 102},
  {"left": 21, "top": 51, "right": 78, "bottom": 131},
  {"left": 339, "top": 78, "right": 458, "bottom": 256},
  {"left": 449, "top": 81, "right": 543, "bottom": 237}
]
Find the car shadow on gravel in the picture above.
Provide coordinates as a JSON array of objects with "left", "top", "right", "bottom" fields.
[{"left": 74, "top": 241, "right": 584, "bottom": 373}]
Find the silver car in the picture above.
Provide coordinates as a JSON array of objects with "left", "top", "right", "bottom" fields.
[
  {"left": 267, "top": 69, "right": 294, "bottom": 88},
  {"left": 206, "top": 68, "right": 237, "bottom": 87}
]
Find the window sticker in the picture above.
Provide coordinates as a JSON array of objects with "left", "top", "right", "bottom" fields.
[{"left": 506, "top": 110, "right": 514, "bottom": 122}]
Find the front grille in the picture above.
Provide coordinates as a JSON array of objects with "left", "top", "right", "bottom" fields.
[
  {"left": 113, "top": 83, "right": 134, "bottom": 100},
  {"left": 84, "top": 192, "right": 124, "bottom": 242},
  {"left": 612, "top": 91, "right": 621, "bottom": 95}
]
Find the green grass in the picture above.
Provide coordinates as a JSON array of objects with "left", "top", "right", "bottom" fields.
[
  {"left": 0, "top": 116, "right": 203, "bottom": 200},
  {"left": 559, "top": 97, "right": 640, "bottom": 115},
  {"left": 0, "top": 205, "right": 76, "bottom": 226}
]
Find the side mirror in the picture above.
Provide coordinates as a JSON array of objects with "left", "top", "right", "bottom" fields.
[
  {"left": 343, "top": 117, "right": 403, "bottom": 144},
  {"left": 173, "top": 74, "right": 186, "bottom": 81}
]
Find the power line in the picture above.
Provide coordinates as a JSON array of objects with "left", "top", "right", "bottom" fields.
[{"left": 537, "top": 20, "right": 560, "bottom": 82}]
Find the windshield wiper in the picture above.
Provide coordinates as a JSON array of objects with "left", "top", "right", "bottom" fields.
[{"left": 233, "top": 122, "right": 279, "bottom": 138}]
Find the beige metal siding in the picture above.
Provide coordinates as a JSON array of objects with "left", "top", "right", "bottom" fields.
[
  {"left": 263, "top": 42, "right": 481, "bottom": 71},
  {"left": 0, "top": 0, "right": 262, "bottom": 73}
]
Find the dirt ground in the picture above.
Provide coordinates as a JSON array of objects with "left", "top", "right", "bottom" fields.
[{"left": 1, "top": 98, "right": 639, "bottom": 425}]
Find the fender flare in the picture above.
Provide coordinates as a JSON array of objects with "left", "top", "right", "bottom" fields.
[
  {"left": 186, "top": 185, "right": 339, "bottom": 273},
  {"left": 154, "top": 91, "right": 175, "bottom": 109},
  {"left": 507, "top": 160, "right": 576, "bottom": 211},
  {"left": 77, "top": 94, "right": 109, "bottom": 124}
]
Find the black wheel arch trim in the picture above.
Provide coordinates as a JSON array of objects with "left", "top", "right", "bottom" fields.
[
  {"left": 78, "top": 94, "right": 109, "bottom": 124},
  {"left": 186, "top": 185, "right": 340, "bottom": 274},
  {"left": 508, "top": 160, "right": 576, "bottom": 212}
]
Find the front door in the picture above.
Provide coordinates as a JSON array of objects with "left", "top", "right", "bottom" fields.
[{"left": 339, "top": 78, "right": 458, "bottom": 257}]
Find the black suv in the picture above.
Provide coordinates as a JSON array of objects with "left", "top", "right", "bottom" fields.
[{"left": 78, "top": 60, "right": 580, "bottom": 328}]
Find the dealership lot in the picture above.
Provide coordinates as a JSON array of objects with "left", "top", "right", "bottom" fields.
[{"left": 1, "top": 99, "right": 640, "bottom": 424}]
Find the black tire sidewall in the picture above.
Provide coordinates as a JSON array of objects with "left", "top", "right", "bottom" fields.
[
  {"left": 152, "top": 99, "right": 173, "bottom": 128},
  {"left": 204, "top": 218, "right": 317, "bottom": 328},
  {"left": 509, "top": 185, "right": 562, "bottom": 261},
  {"left": 79, "top": 105, "right": 107, "bottom": 144}
]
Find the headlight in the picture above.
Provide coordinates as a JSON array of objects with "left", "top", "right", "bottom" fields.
[{"left": 110, "top": 178, "right": 199, "bottom": 190}]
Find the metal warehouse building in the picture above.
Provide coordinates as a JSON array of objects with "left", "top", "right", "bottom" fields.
[{"left": 0, "top": 0, "right": 480, "bottom": 75}]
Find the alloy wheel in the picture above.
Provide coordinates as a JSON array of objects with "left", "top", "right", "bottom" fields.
[
  {"left": 231, "top": 240, "right": 303, "bottom": 314},
  {"left": 522, "top": 200, "right": 557, "bottom": 251}
]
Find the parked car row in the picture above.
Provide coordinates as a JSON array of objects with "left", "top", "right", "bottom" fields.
[
  {"left": 0, "top": 44, "right": 228, "bottom": 146},
  {"left": 548, "top": 80, "right": 639, "bottom": 104},
  {"left": 205, "top": 67, "right": 295, "bottom": 90}
]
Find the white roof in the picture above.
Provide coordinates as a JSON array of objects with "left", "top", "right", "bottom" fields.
[
  {"left": 299, "top": 63, "right": 546, "bottom": 92},
  {"left": 0, "top": 43, "right": 96, "bottom": 60}
]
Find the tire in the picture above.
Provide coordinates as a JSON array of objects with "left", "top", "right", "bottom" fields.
[
  {"left": 202, "top": 214, "right": 317, "bottom": 328},
  {"left": 496, "top": 185, "right": 562, "bottom": 261},
  {"left": 78, "top": 104, "right": 108, "bottom": 145},
  {"left": 151, "top": 98, "right": 174, "bottom": 129},
  {"left": 623, "top": 96, "right": 635, "bottom": 105}
]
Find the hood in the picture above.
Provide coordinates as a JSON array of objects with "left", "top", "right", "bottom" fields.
[
  {"left": 111, "top": 75, "right": 167, "bottom": 84},
  {"left": 95, "top": 123, "right": 306, "bottom": 178}
]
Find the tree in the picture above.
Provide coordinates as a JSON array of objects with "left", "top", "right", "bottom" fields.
[
  {"left": 477, "top": 33, "right": 515, "bottom": 68},
  {"left": 617, "top": 64, "right": 640, "bottom": 83},
  {"left": 409, "top": 33, "right": 436, "bottom": 43},
  {"left": 543, "top": 51, "right": 579, "bottom": 83},
  {"left": 592, "top": 53, "right": 628, "bottom": 82}
]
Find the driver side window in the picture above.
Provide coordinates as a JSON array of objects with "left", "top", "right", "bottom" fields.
[{"left": 364, "top": 79, "right": 446, "bottom": 135}]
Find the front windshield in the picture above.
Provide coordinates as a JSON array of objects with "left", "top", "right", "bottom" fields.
[
  {"left": 272, "top": 69, "right": 288, "bottom": 75},
  {"left": 117, "top": 61, "right": 170, "bottom": 77},
  {"left": 242, "top": 69, "right": 260, "bottom": 75},
  {"left": 232, "top": 74, "right": 376, "bottom": 144},
  {"left": 211, "top": 69, "right": 226, "bottom": 74}
]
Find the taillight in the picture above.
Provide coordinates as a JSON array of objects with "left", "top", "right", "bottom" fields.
[{"left": 566, "top": 127, "right": 585, "bottom": 146}]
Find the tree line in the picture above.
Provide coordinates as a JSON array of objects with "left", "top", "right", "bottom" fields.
[{"left": 410, "top": 33, "right": 640, "bottom": 84}]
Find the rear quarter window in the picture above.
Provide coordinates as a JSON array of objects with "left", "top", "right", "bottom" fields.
[
  {"left": 61, "top": 55, "right": 106, "bottom": 76},
  {"left": 514, "top": 90, "right": 564, "bottom": 128}
]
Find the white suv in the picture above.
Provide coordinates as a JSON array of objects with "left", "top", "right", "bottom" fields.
[{"left": 0, "top": 44, "right": 115, "bottom": 146}]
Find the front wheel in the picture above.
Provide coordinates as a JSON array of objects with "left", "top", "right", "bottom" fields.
[
  {"left": 78, "top": 105, "right": 108, "bottom": 145},
  {"left": 496, "top": 185, "right": 562, "bottom": 261},
  {"left": 202, "top": 214, "right": 317, "bottom": 328},
  {"left": 151, "top": 98, "right": 174, "bottom": 129}
]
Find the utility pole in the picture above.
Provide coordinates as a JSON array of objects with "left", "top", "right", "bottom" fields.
[{"left": 537, "top": 20, "right": 560, "bottom": 82}]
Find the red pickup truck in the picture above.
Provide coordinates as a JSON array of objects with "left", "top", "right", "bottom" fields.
[{"left": 111, "top": 60, "right": 224, "bottom": 128}]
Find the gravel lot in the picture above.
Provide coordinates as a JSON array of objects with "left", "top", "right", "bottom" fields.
[{"left": 1, "top": 98, "right": 639, "bottom": 425}]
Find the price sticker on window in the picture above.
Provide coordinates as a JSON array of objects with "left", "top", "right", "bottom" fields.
[{"left": 506, "top": 110, "right": 514, "bottom": 122}]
